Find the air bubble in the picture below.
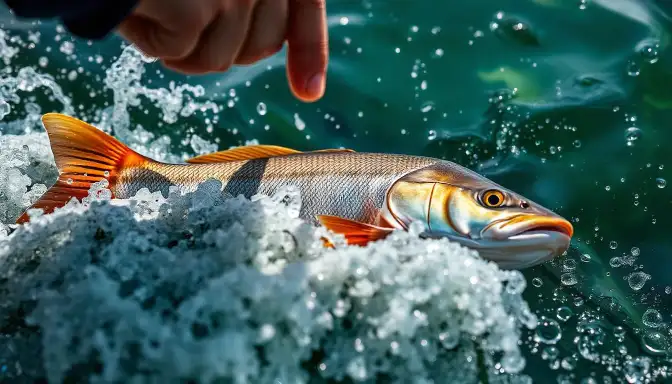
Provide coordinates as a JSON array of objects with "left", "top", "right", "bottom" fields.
[
  {"left": 257, "top": 102, "right": 267, "bottom": 116},
  {"left": 626, "top": 60, "right": 641, "bottom": 76},
  {"left": 642, "top": 309, "right": 663, "bottom": 328},
  {"left": 556, "top": 307, "right": 573, "bottom": 322},
  {"left": 636, "top": 38, "right": 660, "bottom": 64},
  {"left": 561, "top": 273, "right": 577, "bottom": 286},
  {"left": 627, "top": 271, "right": 650, "bottom": 291}
]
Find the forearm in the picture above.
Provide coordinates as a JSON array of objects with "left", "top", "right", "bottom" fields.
[{"left": 3, "top": 0, "right": 139, "bottom": 39}]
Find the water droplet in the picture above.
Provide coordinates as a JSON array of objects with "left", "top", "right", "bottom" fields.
[
  {"left": 625, "top": 127, "right": 642, "bottom": 146},
  {"left": 421, "top": 102, "right": 434, "bottom": 113},
  {"left": 636, "top": 38, "right": 660, "bottom": 64},
  {"left": 59, "top": 41, "right": 75, "bottom": 55},
  {"left": 605, "top": 185, "right": 611, "bottom": 191},
  {"left": 576, "top": 323, "right": 605, "bottom": 362},
  {"left": 563, "top": 259, "right": 577, "bottom": 271},
  {"left": 609, "top": 241, "right": 618, "bottom": 249},
  {"left": 656, "top": 178, "right": 666, "bottom": 188},
  {"left": 556, "top": 306, "right": 573, "bottom": 322},
  {"left": 642, "top": 331, "right": 669, "bottom": 355},
  {"left": 103, "top": 170, "right": 110, "bottom": 177},
  {"left": 628, "top": 271, "right": 651, "bottom": 291},
  {"left": 66, "top": 178, "right": 73, "bottom": 185},
  {"left": 627, "top": 60, "right": 641, "bottom": 76},
  {"left": 573, "top": 296, "right": 584, "bottom": 307},
  {"left": 573, "top": 139, "right": 582, "bottom": 148},
  {"left": 642, "top": 309, "right": 663, "bottom": 328},
  {"left": 580, "top": 254, "right": 591, "bottom": 263},
  {"left": 256, "top": 102, "right": 267, "bottom": 116},
  {"left": 561, "top": 355, "right": 578, "bottom": 370},
  {"left": 624, "top": 357, "right": 651, "bottom": 383},
  {"left": 631, "top": 247, "right": 640, "bottom": 257},
  {"left": 614, "top": 326, "right": 626, "bottom": 338},
  {"left": 609, "top": 257, "right": 622, "bottom": 268},
  {"left": 427, "top": 130, "right": 437, "bottom": 140},
  {"left": 541, "top": 346, "right": 559, "bottom": 360},
  {"left": 561, "top": 273, "right": 577, "bottom": 286},
  {"left": 294, "top": 113, "right": 306, "bottom": 131},
  {"left": 438, "top": 331, "right": 459, "bottom": 350},
  {"left": 666, "top": 286, "right": 671, "bottom": 294}
]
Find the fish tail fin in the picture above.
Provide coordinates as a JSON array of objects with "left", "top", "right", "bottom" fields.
[{"left": 16, "top": 113, "right": 150, "bottom": 224}]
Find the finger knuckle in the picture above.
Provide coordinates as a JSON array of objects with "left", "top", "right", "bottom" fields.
[
  {"left": 187, "top": 10, "right": 210, "bottom": 30},
  {"left": 219, "top": 0, "right": 239, "bottom": 14}
]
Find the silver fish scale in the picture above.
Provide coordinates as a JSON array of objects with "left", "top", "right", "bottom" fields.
[{"left": 115, "top": 152, "right": 438, "bottom": 225}]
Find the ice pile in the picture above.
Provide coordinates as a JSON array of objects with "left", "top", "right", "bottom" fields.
[
  {"left": 0, "top": 132, "right": 57, "bottom": 226},
  {"left": 0, "top": 136, "right": 536, "bottom": 383}
]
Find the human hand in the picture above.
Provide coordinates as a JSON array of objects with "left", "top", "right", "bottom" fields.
[{"left": 117, "top": 0, "right": 328, "bottom": 102}]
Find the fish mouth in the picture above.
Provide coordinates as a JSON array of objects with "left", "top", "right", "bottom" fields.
[
  {"left": 507, "top": 218, "right": 574, "bottom": 239},
  {"left": 469, "top": 215, "right": 574, "bottom": 269}
]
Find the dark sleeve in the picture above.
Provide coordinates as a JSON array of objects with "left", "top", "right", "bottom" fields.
[{"left": 3, "top": 0, "right": 139, "bottom": 40}]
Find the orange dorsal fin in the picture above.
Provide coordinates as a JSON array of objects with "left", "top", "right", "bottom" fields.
[
  {"left": 186, "top": 146, "right": 355, "bottom": 164},
  {"left": 317, "top": 215, "right": 394, "bottom": 246},
  {"left": 16, "top": 113, "right": 149, "bottom": 224},
  {"left": 186, "top": 145, "right": 301, "bottom": 164}
]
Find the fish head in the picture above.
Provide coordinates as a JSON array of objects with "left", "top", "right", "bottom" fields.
[{"left": 383, "top": 162, "right": 573, "bottom": 269}]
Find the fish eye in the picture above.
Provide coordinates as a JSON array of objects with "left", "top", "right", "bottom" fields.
[{"left": 481, "top": 189, "right": 505, "bottom": 208}]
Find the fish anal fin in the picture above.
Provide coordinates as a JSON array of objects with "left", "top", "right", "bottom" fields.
[
  {"left": 16, "top": 113, "right": 150, "bottom": 224},
  {"left": 317, "top": 215, "right": 393, "bottom": 246},
  {"left": 186, "top": 145, "right": 356, "bottom": 164}
]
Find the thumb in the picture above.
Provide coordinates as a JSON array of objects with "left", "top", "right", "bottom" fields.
[{"left": 286, "top": 0, "right": 329, "bottom": 102}]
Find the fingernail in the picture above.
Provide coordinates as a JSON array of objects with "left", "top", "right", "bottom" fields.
[{"left": 306, "top": 73, "right": 325, "bottom": 98}]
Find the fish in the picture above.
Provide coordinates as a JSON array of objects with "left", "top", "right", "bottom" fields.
[{"left": 17, "top": 113, "right": 573, "bottom": 269}]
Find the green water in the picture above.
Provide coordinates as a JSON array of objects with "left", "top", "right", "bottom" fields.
[{"left": 3, "top": 0, "right": 672, "bottom": 381}]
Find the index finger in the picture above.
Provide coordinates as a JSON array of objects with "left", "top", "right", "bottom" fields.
[{"left": 286, "top": 0, "right": 329, "bottom": 102}]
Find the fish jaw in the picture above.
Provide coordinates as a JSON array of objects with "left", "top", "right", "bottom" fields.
[{"left": 462, "top": 215, "right": 573, "bottom": 269}]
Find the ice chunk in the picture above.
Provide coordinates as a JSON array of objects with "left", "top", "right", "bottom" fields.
[{"left": 0, "top": 133, "right": 58, "bottom": 224}]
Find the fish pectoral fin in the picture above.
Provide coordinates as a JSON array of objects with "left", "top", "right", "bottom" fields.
[
  {"left": 17, "top": 113, "right": 150, "bottom": 224},
  {"left": 186, "top": 146, "right": 356, "bottom": 164},
  {"left": 317, "top": 215, "right": 394, "bottom": 246}
]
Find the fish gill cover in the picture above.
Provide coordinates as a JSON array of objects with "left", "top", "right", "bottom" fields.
[{"left": 0, "top": 37, "right": 538, "bottom": 382}]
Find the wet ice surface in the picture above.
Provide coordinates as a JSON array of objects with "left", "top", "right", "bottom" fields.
[{"left": 0, "top": 144, "right": 536, "bottom": 382}]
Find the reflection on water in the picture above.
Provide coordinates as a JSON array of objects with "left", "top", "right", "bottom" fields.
[{"left": 1, "top": 0, "right": 672, "bottom": 381}]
